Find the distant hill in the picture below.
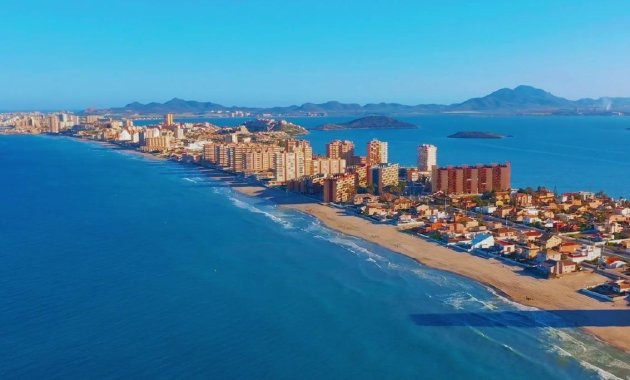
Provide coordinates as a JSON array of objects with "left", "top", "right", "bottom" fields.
[
  {"left": 315, "top": 116, "right": 418, "bottom": 131},
  {"left": 89, "top": 86, "right": 630, "bottom": 116},
  {"left": 448, "top": 85, "right": 573, "bottom": 112},
  {"left": 242, "top": 119, "right": 307, "bottom": 135},
  {"left": 113, "top": 98, "right": 229, "bottom": 114}
]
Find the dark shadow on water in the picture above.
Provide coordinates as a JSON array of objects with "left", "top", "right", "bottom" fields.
[{"left": 409, "top": 309, "right": 630, "bottom": 328}]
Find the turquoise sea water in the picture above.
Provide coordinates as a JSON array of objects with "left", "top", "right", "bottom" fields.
[
  {"left": 139, "top": 115, "right": 630, "bottom": 197},
  {"left": 1, "top": 135, "right": 630, "bottom": 379}
]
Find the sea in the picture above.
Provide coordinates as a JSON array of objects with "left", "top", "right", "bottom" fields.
[{"left": 0, "top": 116, "right": 629, "bottom": 379}]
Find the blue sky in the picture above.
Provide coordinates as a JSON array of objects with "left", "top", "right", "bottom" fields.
[{"left": 1, "top": 0, "right": 629, "bottom": 110}]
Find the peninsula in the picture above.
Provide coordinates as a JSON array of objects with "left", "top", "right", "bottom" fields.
[{"left": 3, "top": 111, "right": 630, "bottom": 355}]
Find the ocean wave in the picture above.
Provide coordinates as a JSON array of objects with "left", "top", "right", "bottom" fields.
[
  {"left": 440, "top": 291, "right": 498, "bottom": 311},
  {"left": 227, "top": 195, "right": 294, "bottom": 230},
  {"left": 544, "top": 329, "right": 630, "bottom": 380},
  {"left": 485, "top": 287, "right": 540, "bottom": 312},
  {"left": 469, "top": 327, "right": 533, "bottom": 362}
]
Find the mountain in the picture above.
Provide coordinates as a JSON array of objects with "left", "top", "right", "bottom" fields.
[
  {"left": 110, "top": 98, "right": 231, "bottom": 115},
  {"left": 315, "top": 116, "right": 418, "bottom": 131},
  {"left": 448, "top": 85, "right": 573, "bottom": 112},
  {"left": 298, "top": 101, "right": 363, "bottom": 113},
  {"left": 89, "top": 86, "right": 630, "bottom": 116}
]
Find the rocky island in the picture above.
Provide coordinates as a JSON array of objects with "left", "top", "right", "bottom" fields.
[
  {"left": 315, "top": 116, "right": 418, "bottom": 131},
  {"left": 448, "top": 131, "right": 507, "bottom": 139}
]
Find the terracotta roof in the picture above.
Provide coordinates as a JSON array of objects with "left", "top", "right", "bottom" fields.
[
  {"left": 560, "top": 241, "right": 580, "bottom": 247},
  {"left": 524, "top": 231, "right": 542, "bottom": 236},
  {"left": 496, "top": 240, "right": 515, "bottom": 246}
]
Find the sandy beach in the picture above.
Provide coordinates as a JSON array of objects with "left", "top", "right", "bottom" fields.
[{"left": 207, "top": 173, "right": 630, "bottom": 354}]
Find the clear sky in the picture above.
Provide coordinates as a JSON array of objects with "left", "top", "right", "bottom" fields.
[{"left": 2, "top": 0, "right": 629, "bottom": 110}]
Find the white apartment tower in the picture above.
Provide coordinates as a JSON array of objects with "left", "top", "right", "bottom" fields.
[
  {"left": 418, "top": 144, "right": 437, "bottom": 172},
  {"left": 274, "top": 152, "right": 306, "bottom": 183}
]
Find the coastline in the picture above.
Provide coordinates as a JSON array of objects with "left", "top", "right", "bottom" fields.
[
  {"left": 215, "top": 179, "right": 630, "bottom": 354},
  {"left": 34, "top": 136, "right": 630, "bottom": 354}
]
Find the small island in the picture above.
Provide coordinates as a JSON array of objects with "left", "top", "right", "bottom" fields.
[
  {"left": 315, "top": 116, "right": 418, "bottom": 131},
  {"left": 448, "top": 131, "right": 507, "bottom": 139}
]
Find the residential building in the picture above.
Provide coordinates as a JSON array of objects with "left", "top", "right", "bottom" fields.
[
  {"left": 417, "top": 144, "right": 437, "bottom": 172},
  {"left": 312, "top": 157, "right": 346, "bottom": 176},
  {"left": 470, "top": 233, "right": 495, "bottom": 250},
  {"left": 431, "top": 162, "right": 511, "bottom": 194},
  {"left": 366, "top": 139, "right": 388, "bottom": 165},
  {"left": 326, "top": 140, "right": 354, "bottom": 161},
  {"left": 368, "top": 163, "right": 399, "bottom": 194},
  {"left": 323, "top": 173, "right": 357, "bottom": 203},
  {"left": 164, "top": 113, "right": 174, "bottom": 126},
  {"left": 142, "top": 136, "right": 171, "bottom": 151},
  {"left": 243, "top": 145, "right": 282, "bottom": 173},
  {"left": 274, "top": 151, "right": 306, "bottom": 183},
  {"left": 287, "top": 175, "right": 326, "bottom": 194},
  {"left": 539, "top": 259, "right": 577, "bottom": 277},
  {"left": 286, "top": 139, "right": 313, "bottom": 175},
  {"left": 348, "top": 165, "right": 368, "bottom": 188},
  {"left": 175, "top": 126, "right": 185, "bottom": 140}
]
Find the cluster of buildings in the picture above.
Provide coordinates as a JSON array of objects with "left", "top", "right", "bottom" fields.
[
  {"left": 202, "top": 136, "right": 400, "bottom": 203},
  {"left": 0, "top": 112, "right": 80, "bottom": 134},
  {"left": 354, "top": 185, "right": 630, "bottom": 278},
  {"left": 4, "top": 110, "right": 630, "bottom": 284}
]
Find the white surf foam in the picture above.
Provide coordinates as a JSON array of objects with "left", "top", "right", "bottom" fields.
[
  {"left": 440, "top": 291, "right": 498, "bottom": 311},
  {"left": 227, "top": 195, "right": 294, "bottom": 230}
]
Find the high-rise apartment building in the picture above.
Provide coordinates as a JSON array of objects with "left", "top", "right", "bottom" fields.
[
  {"left": 323, "top": 173, "right": 357, "bottom": 203},
  {"left": 366, "top": 139, "right": 388, "bottom": 165},
  {"left": 274, "top": 152, "right": 306, "bottom": 183},
  {"left": 312, "top": 157, "right": 346, "bottom": 176},
  {"left": 142, "top": 136, "right": 172, "bottom": 151},
  {"left": 348, "top": 165, "right": 368, "bottom": 188},
  {"left": 368, "top": 164, "right": 399, "bottom": 194},
  {"left": 417, "top": 144, "right": 437, "bottom": 172},
  {"left": 48, "top": 114, "right": 59, "bottom": 133},
  {"left": 286, "top": 139, "right": 313, "bottom": 175},
  {"left": 175, "top": 126, "right": 185, "bottom": 140},
  {"left": 326, "top": 140, "right": 355, "bottom": 161},
  {"left": 431, "top": 162, "right": 511, "bottom": 195},
  {"left": 243, "top": 145, "right": 282, "bottom": 173},
  {"left": 164, "top": 113, "right": 174, "bottom": 126}
]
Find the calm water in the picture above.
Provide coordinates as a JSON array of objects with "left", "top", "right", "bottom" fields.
[
  {"left": 140, "top": 115, "right": 630, "bottom": 197},
  {"left": 1, "top": 135, "right": 630, "bottom": 379}
]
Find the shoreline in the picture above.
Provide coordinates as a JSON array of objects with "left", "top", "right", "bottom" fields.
[
  {"left": 216, "top": 179, "right": 630, "bottom": 354},
  {"left": 29, "top": 135, "right": 630, "bottom": 354}
]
